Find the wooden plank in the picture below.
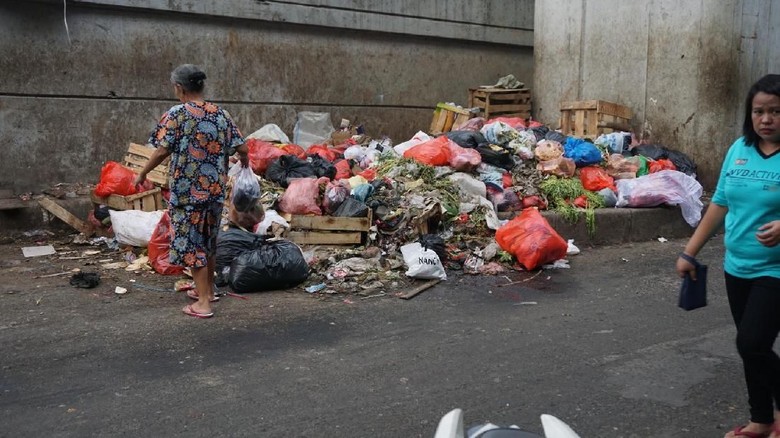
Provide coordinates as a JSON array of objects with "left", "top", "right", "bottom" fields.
[
  {"left": 128, "top": 142, "right": 155, "bottom": 158},
  {"left": 482, "top": 103, "right": 532, "bottom": 113},
  {"left": 290, "top": 215, "right": 369, "bottom": 231},
  {"left": 286, "top": 230, "right": 362, "bottom": 245},
  {"left": 560, "top": 100, "right": 600, "bottom": 111},
  {"left": 574, "top": 110, "right": 586, "bottom": 137},
  {"left": 123, "top": 188, "right": 162, "bottom": 202},
  {"left": 0, "top": 189, "right": 14, "bottom": 198},
  {"left": 0, "top": 198, "right": 25, "bottom": 210},
  {"left": 38, "top": 197, "right": 94, "bottom": 236},
  {"left": 397, "top": 279, "right": 441, "bottom": 300}
]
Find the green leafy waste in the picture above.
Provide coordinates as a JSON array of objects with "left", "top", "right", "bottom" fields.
[{"left": 539, "top": 176, "right": 605, "bottom": 236}]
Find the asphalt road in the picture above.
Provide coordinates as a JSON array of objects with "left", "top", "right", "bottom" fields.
[{"left": 0, "top": 236, "right": 767, "bottom": 437}]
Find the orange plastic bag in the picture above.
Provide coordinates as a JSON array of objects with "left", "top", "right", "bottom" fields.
[
  {"left": 333, "top": 159, "right": 352, "bottom": 180},
  {"left": 579, "top": 166, "right": 616, "bottom": 192},
  {"left": 148, "top": 212, "right": 185, "bottom": 275},
  {"left": 308, "top": 144, "right": 340, "bottom": 162},
  {"left": 247, "top": 139, "right": 286, "bottom": 175},
  {"left": 495, "top": 208, "right": 568, "bottom": 270},
  {"left": 281, "top": 144, "right": 306, "bottom": 159},
  {"left": 648, "top": 158, "right": 677, "bottom": 173},
  {"left": 403, "top": 136, "right": 452, "bottom": 166},
  {"left": 94, "top": 161, "right": 139, "bottom": 197}
]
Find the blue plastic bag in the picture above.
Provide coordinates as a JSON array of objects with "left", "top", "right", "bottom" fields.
[{"left": 563, "top": 137, "right": 603, "bottom": 167}]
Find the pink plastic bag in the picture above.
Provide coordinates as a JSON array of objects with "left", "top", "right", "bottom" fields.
[
  {"left": 277, "top": 177, "right": 328, "bottom": 215},
  {"left": 447, "top": 140, "right": 482, "bottom": 171}
]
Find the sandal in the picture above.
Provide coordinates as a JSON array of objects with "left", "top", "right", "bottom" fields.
[
  {"left": 731, "top": 425, "right": 771, "bottom": 438},
  {"left": 182, "top": 304, "right": 214, "bottom": 319},
  {"left": 186, "top": 289, "right": 219, "bottom": 302}
]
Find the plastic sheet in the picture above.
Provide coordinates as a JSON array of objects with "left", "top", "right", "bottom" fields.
[{"left": 615, "top": 170, "right": 704, "bottom": 226}]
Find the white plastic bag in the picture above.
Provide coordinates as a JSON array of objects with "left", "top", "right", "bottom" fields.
[
  {"left": 109, "top": 210, "right": 164, "bottom": 247},
  {"left": 615, "top": 170, "right": 704, "bottom": 226},
  {"left": 246, "top": 123, "right": 291, "bottom": 144},
  {"left": 293, "top": 112, "right": 334, "bottom": 149},
  {"left": 393, "top": 131, "right": 431, "bottom": 155},
  {"left": 400, "top": 242, "right": 447, "bottom": 280}
]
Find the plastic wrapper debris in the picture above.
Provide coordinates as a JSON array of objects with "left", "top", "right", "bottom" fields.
[
  {"left": 445, "top": 131, "right": 487, "bottom": 149},
  {"left": 615, "top": 170, "right": 704, "bottom": 226},
  {"left": 579, "top": 166, "right": 616, "bottom": 192},
  {"left": 403, "top": 136, "right": 452, "bottom": 166},
  {"left": 475, "top": 145, "right": 514, "bottom": 170},
  {"left": 255, "top": 209, "right": 290, "bottom": 236},
  {"left": 265, "top": 155, "right": 316, "bottom": 187},
  {"left": 537, "top": 156, "right": 576, "bottom": 177},
  {"left": 563, "top": 137, "right": 603, "bottom": 167},
  {"left": 322, "top": 181, "right": 351, "bottom": 214},
  {"left": 94, "top": 161, "right": 139, "bottom": 197},
  {"left": 400, "top": 242, "right": 447, "bottom": 280},
  {"left": 447, "top": 140, "right": 482, "bottom": 172},
  {"left": 495, "top": 208, "right": 568, "bottom": 271},
  {"left": 246, "top": 123, "right": 291, "bottom": 144},
  {"left": 277, "top": 177, "right": 326, "bottom": 215},
  {"left": 247, "top": 139, "right": 286, "bottom": 175},
  {"left": 534, "top": 140, "right": 564, "bottom": 161},
  {"left": 109, "top": 209, "right": 164, "bottom": 247},
  {"left": 293, "top": 111, "right": 334, "bottom": 149},
  {"left": 148, "top": 212, "right": 184, "bottom": 275},
  {"left": 394, "top": 131, "right": 432, "bottom": 156},
  {"left": 481, "top": 121, "right": 520, "bottom": 146},
  {"left": 595, "top": 132, "right": 632, "bottom": 154},
  {"left": 566, "top": 239, "right": 580, "bottom": 256},
  {"left": 333, "top": 197, "right": 369, "bottom": 218},
  {"left": 309, "top": 154, "right": 337, "bottom": 180},
  {"left": 228, "top": 238, "right": 310, "bottom": 293},
  {"left": 606, "top": 154, "right": 640, "bottom": 179}
]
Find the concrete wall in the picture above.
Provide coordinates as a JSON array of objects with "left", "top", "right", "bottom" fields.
[
  {"left": 0, "top": 0, "right": 534, "bottom": 193},
  {"left": 534, "top": 0, "right": 779, "bottom": 190}
]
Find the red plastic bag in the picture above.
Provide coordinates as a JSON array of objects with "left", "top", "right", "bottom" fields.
[
  {"left": 308, "top": 144, "right": 340, "bottom": 162},
  {"left": 648, "top": 158, "right": 677, "bottom": 173},
  {"left": 333, "top": 159, "right": 352, "bottom": 180},
  {"left": 403, "top": 136, "right": 452, "bottom": 166},
  {"left": 579, "top": 166, "right": 616, "bottom": 192},
  {"left": 486, "top": 117, "right": 526, "bottom": 129},
  {"left": 148, "top": 212, "right": 184, "bottom": 275},
  {"left": 447, "top": 140, "right": 482, "bottom": 171},
  {"left": 247, "top": 139, "right": 286, "bottom": 175},
  {"left": 495, "top": 208, "right": 568, "bottom": 270},
  {"left": 358, "top": 168, "right": 377, "bottom": 181},
  {"left": 281, "top": 144, "right": 306, "bottom": 159},
  {"left": 277, "top": 177, "right": 327, "bottom": 215},
  {"left": 94, "top": 161, "right": 139, "bottom": 197}
]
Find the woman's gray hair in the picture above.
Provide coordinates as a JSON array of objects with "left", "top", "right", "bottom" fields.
[{"left": 170, "top": 64, "right": 207, "bottom": 93}]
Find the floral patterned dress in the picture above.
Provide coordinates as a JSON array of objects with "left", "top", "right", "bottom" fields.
[{"left": 149, "top": 101, "right": 244, "bottom": 268}]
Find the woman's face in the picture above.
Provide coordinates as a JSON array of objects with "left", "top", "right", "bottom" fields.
[{"left": 751, "top": 91, "right": 780, "bottom": 144}]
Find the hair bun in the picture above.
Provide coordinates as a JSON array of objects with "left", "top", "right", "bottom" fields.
[{"left": 190, "top": 71, "right": 207, "bottom": 82}]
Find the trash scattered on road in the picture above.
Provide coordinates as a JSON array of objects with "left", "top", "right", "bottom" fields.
[
  {"left": 22, "top": 245, "right": 56, "bottom": 258},
  {"left": 114, "top": 286, "right": 128, "bottom": 295}
]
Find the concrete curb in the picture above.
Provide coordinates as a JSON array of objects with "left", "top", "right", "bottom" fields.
[{"left": 0, "top": 196, "right": 697, "bottom": 244}]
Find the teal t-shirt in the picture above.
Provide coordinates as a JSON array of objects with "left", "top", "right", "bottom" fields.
[{"left": 712, "top": 137, "right": 780, "bottom": 278}]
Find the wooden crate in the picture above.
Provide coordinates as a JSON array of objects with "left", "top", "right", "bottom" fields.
[
  {"left": 123, "top": 143, "right": 170, "bottom": 188},
  {"left": 429, "top": 103, "right": 473, "bottom": 135},
  {"left": 91, "top": 187, "right": 164, "bottom": 212},
  {"left": 468, "top": 87, "right": 532, "bottom": 120},
  {"left": 286, "top": 210, "right": 372, "bottom": 245},
  {"left": 559, "top": 100, "right": 632, "bottom": 138}
]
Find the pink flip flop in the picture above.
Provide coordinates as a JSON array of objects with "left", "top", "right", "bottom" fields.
[
  {"left": 732, "top": 425, "right": 771, "bottom": 438},
  {"left": 182, "top": 304, "right": 214, "bottom": 319},
  {"left": 186, "top": 289, "right": 219, "bottom": 302}
]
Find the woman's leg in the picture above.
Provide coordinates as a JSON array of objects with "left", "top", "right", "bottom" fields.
[{"left": 725, "top": 273, "right": 780, "bottom": 427}]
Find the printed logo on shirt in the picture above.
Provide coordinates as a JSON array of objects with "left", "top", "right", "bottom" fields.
[{"left": 735, "top": 158, "right": 747, "bottom": 165}]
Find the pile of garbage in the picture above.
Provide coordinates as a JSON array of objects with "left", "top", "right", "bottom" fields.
[{"left": 85, "top": 108, "right": 704, "bottom": 297}]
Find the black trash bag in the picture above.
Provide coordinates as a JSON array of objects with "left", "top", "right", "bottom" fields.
[
  {"left": 632, "top": 144, "right": 668, "bottom": 160},
  {"left": 70, "top": 272, "right": 100, "bottom": 288},
  {"left": 419, "top": 234, "right": 447, "bottom": 263},
  {"left": 665, "top": 149, "right": 698, "bottom": 176},
  {"left": 228, "top": 239, "right": 310, "bottom": 293},
  {"left": 94, "top": 204, "right": 110, "bottom": 222},
  {"left": 476, "top": 144, "right": 515, "bottom": 170},
  {"left": 333, "top": 197, "right": 369, "bottom": 218},
  {"left": 531, "top": 126, "right": 550, "bottom": 142},
  {"left": 215, "top": 226, "right": 260, "bottom": 286},
  {"left": 445, "top": 131, "right": 488, "bottom": 149},
  {"left": 265, "top": 155, "right": 316, "bottom": 188},
  {"left": 545, "top": 130, "right": 568, "bottom": 144},
  {"left": 309, "top": 154, "right": 337, "bottom": 180}
]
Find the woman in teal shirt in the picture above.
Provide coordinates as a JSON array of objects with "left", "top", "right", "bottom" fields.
[{"left": 677, "top": 74, "right": 780, "bottom": 438}]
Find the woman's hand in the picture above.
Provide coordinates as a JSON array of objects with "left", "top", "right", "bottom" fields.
[
  {"left": 676, "top": 254, "right": 698, "bottom": 280},
  {"left": 132, "top": 173, "right": 146, "bottom": 187},
  {"left": 756, "top": 220, "right": 780, "bottom": 247}
]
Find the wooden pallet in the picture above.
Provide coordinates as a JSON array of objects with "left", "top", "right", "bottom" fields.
[
  {"left": 123, "top": 143, "right": 170, "bottom": 188},
  {"left": 559, "top": 100, "right": 632, "bottom": 138},
  {"left": 286, "top": 210, "right": 372, "bottom": 245},
  {"left": 91, "top": 187, "right": 164, "bottom": 212},
  {"left": 429, "top": 103, "right": 473, "bottom": 135},
  {"left": 468, "top": 87, "right": 532, "bottom": 120}
]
